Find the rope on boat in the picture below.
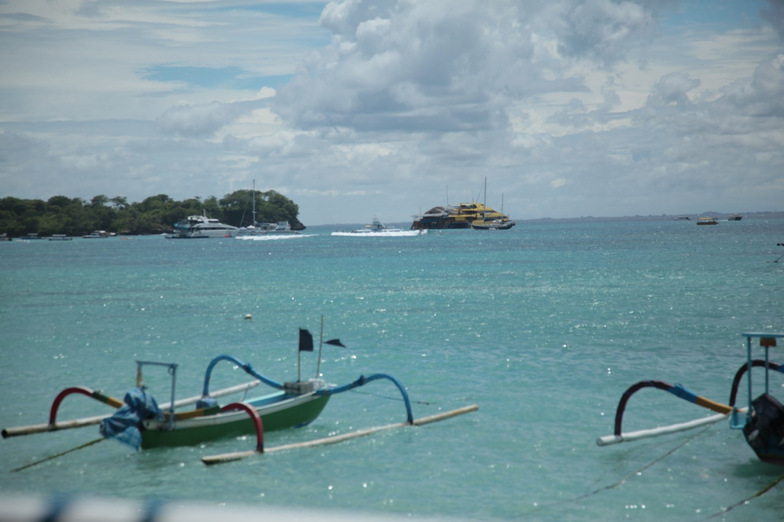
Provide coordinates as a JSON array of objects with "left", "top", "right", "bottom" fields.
[
  {"left": 11, "top": 437, "right": 103, "bottom": 473},
  {"left": 580, "top": 425, "right": 715, "bottom": 502},
  {"left": 316, "top": 373, "right": 414, "bottom": 424},
  {"left": 529, "top": 424, "right": 719, "bottom": 513},
  {"left": 702, "top": 471, "right": 784, "bottom": 519},
  {"left": 347, "top": 388, "right": 435, "bottom": 406}
]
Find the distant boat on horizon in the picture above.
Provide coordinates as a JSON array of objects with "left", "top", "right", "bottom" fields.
[{"left": 82, "top": 230, "right": 109, "bottom": 238}]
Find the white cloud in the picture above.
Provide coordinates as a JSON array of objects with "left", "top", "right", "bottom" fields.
[
  {"left": 554, "top": 0, "right": 657, "bottom": 66},
  {"left": 647, "top": 72, "right": 701, "bottom": 106},
  {"left": 0, "top": 0, "right": 782, "bottom": 225}
]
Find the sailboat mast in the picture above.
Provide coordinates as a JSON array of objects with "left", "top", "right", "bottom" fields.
[
  {"left": 482, "top": 177, "right": 487, "bottom": 220},
  {"left": 315, "top": 315, "right": 324, "bottom": 379},
  {"left": 252, "top": 179, "right": 256, "bottom": 226}
]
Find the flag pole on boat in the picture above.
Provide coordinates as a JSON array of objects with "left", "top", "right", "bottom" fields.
[
  {"left": 251, "top": 179, "right": 256, "bottom": 228},
  {"left": 314, "top": 316, "right": 345, "bottom": 380},
  {"left": 297, "top": 330, "right": 302, "bottom": 382},
  {"left": 316, "top": 315, "right": 324, "bottom": 379}
]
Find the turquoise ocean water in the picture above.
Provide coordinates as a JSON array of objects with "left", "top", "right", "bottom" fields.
[{"left": 1, "top": 217, "right": 782, "bottom": 521}]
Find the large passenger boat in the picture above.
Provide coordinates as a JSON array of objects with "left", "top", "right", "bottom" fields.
[
  {"left": 412, "top": 179, "right": 515, "bottom": 230},
  {"left": 412, "top": 202, "right": 515, "bottom": 230}
]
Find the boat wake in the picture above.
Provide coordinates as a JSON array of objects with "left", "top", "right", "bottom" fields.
[
  {"left": 331, "top": 217, "right": 426, "bottom": 237},
  {"left": 236, "top": 234, "right": 315, "bottom": 241},
  {"left": 331, "top": 230, "right": 426, "bottom": 237}
]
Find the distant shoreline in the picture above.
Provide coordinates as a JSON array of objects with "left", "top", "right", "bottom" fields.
[
  {"left": 325, "top": 211, "right": 784, "bottom": 229},
  {"left": 509, "top": 211, "right": 784, "bottom": 225}
]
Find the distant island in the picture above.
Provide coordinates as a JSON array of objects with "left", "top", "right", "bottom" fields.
[{"left": 0, "top": 191, "right": 305, "bottom": 238}]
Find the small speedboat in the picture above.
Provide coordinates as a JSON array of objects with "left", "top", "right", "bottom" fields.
[
  {"left": 471, "top": 218, "right": 516, "bottom": 230},
  {"left": 332, "top": 218, "right": 427, "bottom": 237}
]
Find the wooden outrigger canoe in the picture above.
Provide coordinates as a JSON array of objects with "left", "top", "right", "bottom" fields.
[
  {"left": 3, "top": 329, "right": 478, "bottom": 462},
  {"left": 597, "top": 332, "right": 784, "bottom": 465},
  {"left": 2, "top": 355, "right": 415, "bottom": 450},
  {"left": 2, "top": 356, "right": 335, "bottom": 450}
]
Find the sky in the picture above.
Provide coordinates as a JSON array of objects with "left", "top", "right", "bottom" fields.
[{"left": 1, "top": 0, "right": 783, "bottom": 226}]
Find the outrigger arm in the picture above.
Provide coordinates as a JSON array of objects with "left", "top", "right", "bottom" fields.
[
  {"left": 597, "top": 380, "right": 735, "bottom": 447},
  {"left": 201, "top": 355, "right": 284, "bottom": 396},
  {"left": 315, "top": 373, "right": 414, "bottom": 424},
  {"left": 728, "top": 360, "right": 784, "bottom": 404},
  {"left": 605, "top": 356, "right": 784, "bottom": 443},
  {"left": 612, "top": 380, "right": 734, "bottom": 437},
  {"left": 201, "top": 356, "right": 414, "bottom": 424},
  {"left": 598, "top": 334, "right": 784, "bottom": 448}
]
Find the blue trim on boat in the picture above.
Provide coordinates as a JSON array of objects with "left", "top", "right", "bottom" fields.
[
  {"left": 202, "top": 355, "right": 284, "bottom": 396},
  {"left": 316, "top": 373, "right": 413, "bottom": 424}
]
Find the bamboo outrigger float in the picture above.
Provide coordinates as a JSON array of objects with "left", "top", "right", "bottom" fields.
[
  {"left": 598, "top": 332, "right": 784, "bottom": 465},
  {"left": 3, "top": 328, "right": 477, "bottom": 465},
  {"left": 202, "top": 404, "right": 479, "bottom": 465}
]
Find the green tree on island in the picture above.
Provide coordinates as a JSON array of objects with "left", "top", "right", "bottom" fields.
[{"left": 0, "top": 189, "right": 305, "bottom": 238}]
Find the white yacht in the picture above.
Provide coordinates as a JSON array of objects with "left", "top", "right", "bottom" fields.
[{"left": 167, "top": 214, "right": 238, "bottom": 239}]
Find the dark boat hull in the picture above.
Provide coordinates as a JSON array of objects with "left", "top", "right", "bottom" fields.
[{"left": 743, "top": 393, "right": 784, "bottom": 464}]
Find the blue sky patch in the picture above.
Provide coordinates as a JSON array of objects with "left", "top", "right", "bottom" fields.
[
  {"left": 143, "top": 65, "right": 292, "bottom": 90},
  {"left": 662, "top": 0, "right": 768, "bottom": 31}
]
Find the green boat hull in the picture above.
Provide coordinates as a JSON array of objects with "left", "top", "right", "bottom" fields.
[{"left": 140, "top": 393, "right": 330, "bottom": 449}]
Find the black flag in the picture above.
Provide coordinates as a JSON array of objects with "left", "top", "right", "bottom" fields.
[
  {"left": 325, "top": 339, "right": 346, "bottom": 347},
  {"left": 299, "top": 328, "right": 314, "bottom": 351}
]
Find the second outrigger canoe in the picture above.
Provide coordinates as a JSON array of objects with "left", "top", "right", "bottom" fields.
[{"left": 597, "top": 332, "right": 784, "bottom": 465}]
